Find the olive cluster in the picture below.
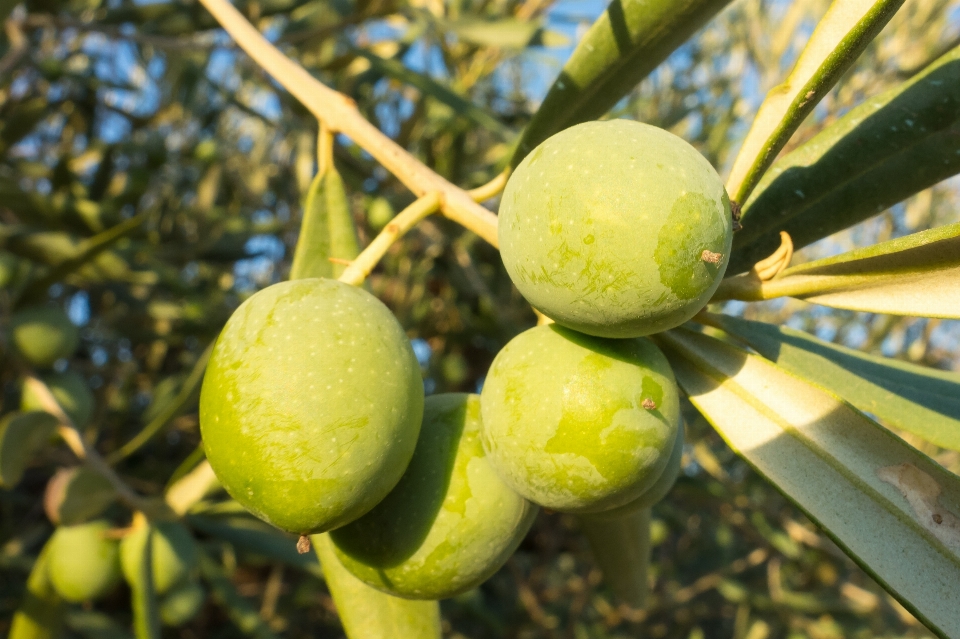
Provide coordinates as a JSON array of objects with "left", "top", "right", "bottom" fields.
[{"left": 199, "top": 120, "right": 732, "bottom": 599}]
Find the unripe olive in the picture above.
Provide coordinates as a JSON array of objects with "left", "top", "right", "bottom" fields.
[
  {"left": 9, "top": 306, "right": 80, "bottom": 368},
  {"left": 331, "top": 394, "right": 537, "bottom": 599},
  {"left": 582, "top": 420, "right": 684, "bottom": 521},
  {"left": 499, "top": 120, "right": 732, "bottom": 338},
  {"left": 47, "top": 520, "right": 121, "bottom": 603},
  {"left": 22, "top": 371, "right": 95, "bottom": 428},
  {"left": 159, "top": 579, "right": 205, "bottom": 626},
  {"left": 199, "top": 278, "right": 423, "bottom": 534},
  {"left": 120, "top": 521, "right": 198, "bottom": 595},
  {"left": 480, "top": 325, "right": 680, "bottom": 513}
]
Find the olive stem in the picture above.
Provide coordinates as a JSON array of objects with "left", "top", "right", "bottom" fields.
[
  {"left": 339, "top": 192, "right": 443, "bottom": 286},
  {"left": 24, "top": 377, "right": 156, "bottom": 515},
  {"left": 195, "top": 0, "right": 500, "bottom": 248},
  {"left": 467, "top": 169, "right": 509, "bottom": 202},
  {"left": 317, "top": 123, "right": 335, "bottom": 176}
]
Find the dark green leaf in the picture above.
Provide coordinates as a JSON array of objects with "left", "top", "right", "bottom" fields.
[
  {"left": 512, "top": 0, "right": 734, "bottom": 165},
  {"left": 0, "top": 411, "right": 59, "bottom": 487},
  {"left": 43, "top": 466, "right": 117, "bottom": 525},
  {"left": 199, "top": 550, "right": 281, "bottom": 639},
  {"left": 188, "top": 514, "right": 321, "bottom": 576},
  {"left": 731, "top": 44, "right": 960, "bottom": 273}
]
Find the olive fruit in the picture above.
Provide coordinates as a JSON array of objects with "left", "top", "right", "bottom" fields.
[
  {"left": 331, "top": 394, "right": 537, "bottom": 599},
  {"left": 47, "top": 520, "right": 121, "bottom": 602},
  {"left": 581, "top": 420, "right": 684, "bottom": 521},
  {"left": 22, "top": 371, "right": 95, "bottom": 427},
  {"left": 199, "top": 278, "right": 423, "bottom": 534},
  {"left": 499, "top": 120, "right": 732, "bottom": 338},
  {"left": 120, "top": 521, "right": 198, "bottom": 595},
  {"left": 8, "top": 306, "right": 80, "bottom": 368},
  {"left": 480, "top": 325, "right": 680, "bottom": 513},
  {"left": 159, "top": 579, "right": 206, "bottom": 626}
]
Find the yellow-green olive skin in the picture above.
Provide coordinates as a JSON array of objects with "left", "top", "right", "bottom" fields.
[
  {"left": 332, "top": 394, "right": 537, "bottom": 599},
  {"left": 47, "top": 520, "right": 121, "bottom": 603},
  {"left": 199, "top": 278, "right": 424, "bottom": 535},
  {"left": 9, "top": 306, "right": 80, "bottom": 368},
  {"left": 582, "top": 420, "right": 684, "bottom": 521},
  {"left": 499, "top": 120, "right": 732, "bottom": 338},
  {"left": 120, "top": 522, "right": 198, "bottom": 595},
  {"left": 480, "top": 325, "right": 680, "bottom": 513}
]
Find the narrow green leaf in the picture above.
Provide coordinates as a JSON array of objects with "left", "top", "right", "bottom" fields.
[
  {"left": 199, "top": 550, "right": 281, "bottom": 639},
  {"left": 720, "top": 221, "right": 960, "bottom": 317},
  {"left": 0, "top": 411, "right": 59, "bottom": 487},
  {"left": 578, "top": 508, "right": 650, "bottom": 607},
  {"left": 726, "top": 0, "right": 906, "bottom": 204},
  {"left": 511, "top": 0, "right": 734, "bottom": 165},
  {"left": 708, "top": 313, "right": 960, "bottom": 451},
  {"left": 657, "top": 327, "right": 960, "bottom": 638},
  {"left": 8, "top": 542, "right": 65, "bottom": 639},
  {"left": 188, "top": 514, "right": 321, "bottom": 576},
  {"left": 109, "top": 341, "right": 214, "bottom": 463},
  {"left": 351, "top": 48, "right": 511, "bottom": 139},
  {"left": 446, "top": 18, "right": 539, "bottom": 49},
  {"left": 289, "top": 167, "right": 360, "bottom": 281},
  {"left": 66, "top": 610, "right": 134, "bottom": 639},
  {"left": 731, "top": 44, "right": 960, "bottom": 273},
  {"left": 131, "top": 528, "right": 162, "bottom": 639},
  {"left": 312, "top": 534, "right": 442, "bottom": 639},
  {"left": 43, "top": 466, "right": 118, "bottom": 525}
]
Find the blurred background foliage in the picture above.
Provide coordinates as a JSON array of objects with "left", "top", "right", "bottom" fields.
[{"left": 0, "top": 0, "right": 959, "bottom": 636}]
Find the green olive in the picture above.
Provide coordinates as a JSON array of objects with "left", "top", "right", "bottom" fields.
[
  {"left": 159, "top": 579, "right": 205, "bottom": 626},
  {"left": 582, "top": 420, "right": 684, "bottom": 521},
  {"left": 480, "top": 325, "right": 680, "bottom": 513},
  {"left": 22, "top": 371, "right": 95, "bottom": 428},
  {"left": 199, "top": 278, "right": 423, "bottom": 534},
  {"left": 499, "top": 120, "right": 732, "bottom": 338},
  {"left": 331, "top": 394, "right": 537, "bottom": 599},
  {"left": 47, "top": 520, "right": 121, "bottom": 603},
  {"left": 120, "top": 521, "right": 198, "bottom": 595},
  {"left": 9, "top": 306, "right": 80, "bottom": 368}
]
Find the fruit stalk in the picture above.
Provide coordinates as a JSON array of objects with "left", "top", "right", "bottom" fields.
[
  {"left": 312, "top": 535, "right": 442, "bottom": 639},
  {"left": 578, "top": 508, "right": 652, "bottom": 608}
]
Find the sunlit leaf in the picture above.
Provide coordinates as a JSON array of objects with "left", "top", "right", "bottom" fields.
[
  {"left": 0, "top": 411, "right": 59, "bottom": 487},
  {"left": 726, "top": 0, "right": 906, "bottom": 204},
  {"left": 706, "top": 313, "right": 960, "bottom": 451},
  {"left": 718, "top": 221, "right": 960, "bottom": 317},
  {"left": 446, "top": 18, "right": 539, "bottom": 49},
  {"left": 731, "top": 44, "right": 960, "bottom": 273},
  {"left": 658, "top": 327, "right": 960, "bottom": 638},
  {"left": 44, "top": 466, "right": 118, "bottom": 525},
  {"left": 512, "top": 0, "right": 734, "bottom": 164},
  {"left": 289, "top": 165, "right": 359, "bottom": 280},
  {"left": 312, "top": 534, "right": 442, "bottom": 639}
]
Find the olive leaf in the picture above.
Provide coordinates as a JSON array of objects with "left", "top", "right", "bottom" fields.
[
  {"left": 8, "top": 542, "right": 66, "bottom": 639},
  {"left": 44, "top": 466, "right": 118, "bottom": 525},
  {"left": 67, "top": 610, "right": 134, "bottom": 639},
  {"left": 0, "top": 411, "right": 60, "bottom": 487},
  {"left": 705, "top": 313, "right": 960, "bottom": 452},
  {"left": 725, "top": 0, "right": 907, "bottom": 204},
  {"left": 312, "top": 534, "right": 442, "bottom": 639},
  {"left": 511, "top": 0, "right": 734, "bottom": 165},
  {"left": 731, "top": 43, "right": 960, "bottom": 273},
  {"left": 350, "top": 48, "right": 512, "bottom": 140},
  {"left": 718, "top": 221, "right": 960, "bottom": 317},
  {"left": 658, "top": 327, "right": 960, "bottom": 638},
  {"left": 131, "top": 529, "right": 162, "bottom": 639},
  {"left": 289, "top": 165, "right": 360, "bottom": 281},
  {"left": 578, "top": 509, "right": 650, "bottom": 607},
  {"left": 198, "top": 550, "right": 281, "bottom": 639}
]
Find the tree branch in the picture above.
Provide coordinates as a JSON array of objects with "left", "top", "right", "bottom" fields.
[{"left": 195, "top": 0, "right": 500, "bottom": 248}]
